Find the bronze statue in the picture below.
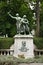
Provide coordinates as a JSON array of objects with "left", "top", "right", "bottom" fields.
[
  {"left": 8, "top": 12, "right": 21, "bottom": 34},
  {"left": 20, "top": 15, "right": 29, "bottom": 34},
  {"left": 8, "top": 12, "right": 29, "bottom": 34}
]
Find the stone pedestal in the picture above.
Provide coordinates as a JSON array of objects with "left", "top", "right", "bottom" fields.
[{"left": 13, "top": 34, "right": 34, "bottom": 58}]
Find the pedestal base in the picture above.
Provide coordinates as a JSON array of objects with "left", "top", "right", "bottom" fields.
[{"left": 13, "top": 34, "right": 34, "bottom": 58}]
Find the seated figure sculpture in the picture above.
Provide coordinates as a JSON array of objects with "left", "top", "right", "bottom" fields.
[{"left": 19, "top": 41, "right": 29, "bottom": 52}]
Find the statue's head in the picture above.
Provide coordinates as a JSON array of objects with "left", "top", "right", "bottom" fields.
[
  {"left": 23, "top": 15, "right": 26, "bottom": 18},
  {"left": 16, "top": 13, "right": 19, "bottom": 17}
]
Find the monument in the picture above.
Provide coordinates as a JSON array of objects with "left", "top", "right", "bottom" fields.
[{"left": 8, "top": 12, "right": 34, "bottom": 58}]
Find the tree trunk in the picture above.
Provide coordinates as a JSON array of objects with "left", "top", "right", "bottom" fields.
[{"left": 35, "top": 0, "right": 40, "bottom": 36}]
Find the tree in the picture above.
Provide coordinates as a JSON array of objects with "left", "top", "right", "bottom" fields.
[
  {"left": 35, "top": 0, "right": 40, "bottom": 36},
  {"left": 1, "top": 0, "right": 43, "bottom": 37},
  {"left": 0, "top": 0, "right": 33, "bottom": 37},
  {"left": 29, "top": 0, "right": 43, "bottom": 37},
  {"left": 0, "top": 1, "right": 12, "bottom": 37},
  {"left": 40, "top": 1, "right": 43, "bottom": 37}
]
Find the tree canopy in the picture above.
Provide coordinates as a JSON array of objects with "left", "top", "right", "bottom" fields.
[{"left": 0, "top": 0, "right": 43, "bottom": 37}]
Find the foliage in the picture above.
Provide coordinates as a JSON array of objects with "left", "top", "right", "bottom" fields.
[
  {"left": 0, "top": 0, "right": 34, "bottom": 37},
  {"left": 40, "top": 2, "right": 43, "bottom": 37},
  {"left": 16, "top": 56, "right": 43, "bottom": 63},
  {"left": 1, "top": 55, "right": 43, "bottom": 64},
  {"left": 0, "top": 38, "right": 14, "bottom": 49},
  {"left": 0, "top": 55, "right": 18, "bottom": 65},
  {"left": 0, "top": 1, "right": 11, "bottom": 36},
  {"left": 34, "top": 37, "right": 43, "bottom": 49},
  {"left": 0, "top": 0, "right": 43, "bottom": 37}
]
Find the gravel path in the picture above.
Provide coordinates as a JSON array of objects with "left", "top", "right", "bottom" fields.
[{"left": 19, "top": 63, "right": 43, "bottom": 65}]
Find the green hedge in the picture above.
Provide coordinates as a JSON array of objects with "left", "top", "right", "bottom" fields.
[
  {"left": 34, "top": 37, "right": 43, "bottom": 49},
  {"left": 0, "top": 38, "right": 14, "bottom": 49},
  {"left": 0, "top": 37, "right": 43, "bottom": 49}
]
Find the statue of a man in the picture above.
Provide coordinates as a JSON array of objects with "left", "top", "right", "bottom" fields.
[
  {"left": 8, "top": 11, "right": 21, "bottom": 34},
  {"left": 20, "top": 15, "right": 29, "bottom": 34}
]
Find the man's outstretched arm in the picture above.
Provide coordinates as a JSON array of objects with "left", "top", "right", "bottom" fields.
[{"left": 8, "top": 11, "right": 16, "bottom": 19}]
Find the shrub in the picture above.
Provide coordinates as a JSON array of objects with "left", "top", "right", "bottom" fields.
[
  {"left": 1, "top": 55, "right": 43, "bottom": 64},
  {"left": 15, "top": 56, "right": 43, "bottom": 63},
  {"left": 34, "top": 37, "right": 43, "bottom": 49},
  {"left": 0, "top": 38, "right": 14, "bottom": 49},
  {"left": 0, "top": 55, "right": 18, "bottom": 65}
]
